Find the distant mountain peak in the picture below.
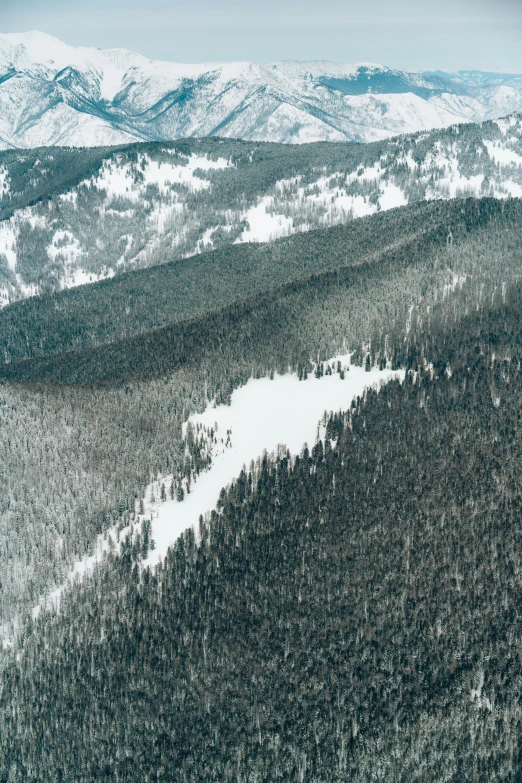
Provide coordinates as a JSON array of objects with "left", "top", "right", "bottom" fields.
[{"left": 0, "top": 31, "right": 521, "bottom": 148}]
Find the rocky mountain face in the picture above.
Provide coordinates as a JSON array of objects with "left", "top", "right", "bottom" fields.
[{"left": 1, "top": 31, "right": 522, "bottom": 148}]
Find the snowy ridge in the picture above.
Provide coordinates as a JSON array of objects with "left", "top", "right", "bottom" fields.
[
  {"left": 0, "top": 31, "right": 522, "bottom": 149},
  {"left": 1, "top": 115, "right": 522, "bottom": 305}
]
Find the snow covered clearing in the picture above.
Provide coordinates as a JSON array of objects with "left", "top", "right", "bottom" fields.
[
  {"left": 143, "top": 359, "right": 403, "bottom": 566},
  {"left": 20, "top": 359, "right": 402, "bottom": 632},
  {"left": 88, "top": 162, "right": 142, "bottom": 201},
  {"left": 0, "top": 222, "right": 17, "bottom": 270},
  {"left": 59, "top": 267, "right": 115, "bottom": 291},
  {"left": 239, "top": 196, "right": 294, "bottom": 242},
  {"left": 238, "top": 169, "right": 408, "bottom": 244},
  {"left": 18, "top": 208, "right": 48, "bottom": 230},
  {"left": 378, "top": 181, "right": 408, "bottom": 211},
  {"left": 484, "top": 141, "right": 522, "bottom": 167},
  {"left": 427, "top": 171, "right": 485, "bottom": 199},
  {"left": 63, "top": 268, "right": 98, "bottom": 288},
  {"left": 504, "top": 180, "right": 522, "bottom": 198},
  {"left": 59, "top": 191, "right": 78, "bottom": 206},
  {"left": 90, "top": 153, "right": 232, "bottom": 201},
  {"left": 140, "top": 155, "right": 231, "bottom": 192}
]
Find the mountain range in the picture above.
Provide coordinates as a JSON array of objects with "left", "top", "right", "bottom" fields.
[{"left": 1, "top": 30, "right": 522, "bottom": 148}]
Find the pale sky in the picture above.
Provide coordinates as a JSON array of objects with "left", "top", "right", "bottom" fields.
[{"left": 2, "top": 0, "right": 521, "bottom": 71}]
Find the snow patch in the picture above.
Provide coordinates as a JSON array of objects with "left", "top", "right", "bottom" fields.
[
  {"left": 239, "top": 196, "right": 294, "bottom": 242},
  {"left": 23, "top": 359, "right": 402, "bottom": 629},
  {"left": 503, "top": 180, "right": 522, "bottom": 197},
  {"left": 47, "top": 229, "right": 83, "bottom": 263},
  {"left": 0, "top": 222, "right": 17, "bottom": 270},
  {"left": 90, "top": 154, "right": 232, "bottom": 202},
  {"left": 145, "top": 359, "right": 402, "bottom": 566},
  {"left": 484, "top": 140, "right": 522, "bottom": 167},
  {"left": 99, "top": 68, "right": 125, "bottom": 102},
  {"left": 378, "top": 181, "right": 408, "bottom": 211}
]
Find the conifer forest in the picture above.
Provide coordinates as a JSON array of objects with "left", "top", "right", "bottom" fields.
[{"left": 2, "top": 21, "right": 522, "bottom": 782}]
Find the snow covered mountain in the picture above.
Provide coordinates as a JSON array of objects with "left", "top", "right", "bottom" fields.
[
  {"left": 1, "top": 31, "right": 522, "bottom": 148},
  {"left": 0, "top": 113, "right": 521, "bottom": 305}
]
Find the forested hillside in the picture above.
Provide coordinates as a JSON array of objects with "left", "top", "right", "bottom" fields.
[
  {"left": 0, "top": 196, "right": 521, "bottom": 633},
  {"left": 0, "top": 113, "right": 521, "bottom": 304},
  {"left": 1, "top": 119, "right": 522, "bottom": 783},
  {"left": 4, "top": 18, "right": 522, "bottom": 783},
  {"left": 3, "top": 267, "right": 522, "bottom": 780},
  {"left": 3, "top": 197, "right": 515, "bottom": 367}
]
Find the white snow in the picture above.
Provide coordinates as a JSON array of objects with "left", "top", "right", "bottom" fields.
[
  {"left": 268, "top": 60, "right": 365, "bottom": 81},
  {"left": 239, "top": 196, "right": 294, "bottom": 242},
  {"left": 160, "top": 154, "right": 232, "bottom": 190},
  {"left": 47, "top": 234, "right": 105, "bottom": 291},
  {"left": 20, "top": 358, "right": 401, "bottom": 630},
  {"left": 144, "top": 359, "right": 402, "bottom": 565},
  {"left": 0, "top": 222, "right": 17, "bottom": 270},
  {"left": 496, "top": 116, "right": 521, "bottom": 136},
  {"left": 484, "top": 140, "right": 522, "bottom": 167},
  {"left": 241, "top": 166, "right": 406, "bottom": 242},
  {"left": 504, "top": 180, "right": 522, "bottom": 197},
  {"left": 90, "top": 162, "right": 141, "bottom": 201},
  {"left": 59, "top": 191, "right": 78, "bottom": 207},
  {"left": 378, "top": 181, "right": 408, "bottom": 211},
  {"left": 404, "top": 151, "right": 418, "bottom": 171},
  {"left": 90, "top": 154, "right": 232, "bottom": 202},
  {"left": 424, "top": 153, "right": 485, "bottom": 199},
  {"left": 196, "top": 225, "right": 230, "bottom": 251},
  {"left": 0, "top": 31, "right": 148, "bottom": 81},
  {"left": 47, "top": 229, "right": 83, "bottom": 263},
  {"left": 99, "top": 69, "right": 125, "bottom": 102},
  {"left": 64, "top": 268, "right": 98, "bottom": 288},
  {"left": 1, "top": 31, "right": 522, "bottom": 148}
]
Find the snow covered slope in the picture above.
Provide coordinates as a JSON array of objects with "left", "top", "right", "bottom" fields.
[
  {"left": 14, "top": 358, "right": 400, "bottom": 632},
  {"left": 1, "top": 114, "right": 521, "bottom": 306},
  {"left": 1, "top": 31, "right": 521, "bottom": 149}
]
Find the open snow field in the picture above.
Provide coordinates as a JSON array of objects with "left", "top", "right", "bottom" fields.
[
  {"left": 48, "top": 360, "right": 400, "bottom": 598},
  {"left": 143, "top": 358, "right": 402, "bottom": 565},
  {"left": 0, "top": 358, "right": 403, "bottom": 644}
]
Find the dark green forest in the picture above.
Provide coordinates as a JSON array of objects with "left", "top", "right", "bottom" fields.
[
  {"left": 1, "top": 195, "right": 521, "bottom": 629},
  {"left": 1, "top": 197, "right": 521, "bottom": 372},
  {"left": 3, "top": 272, "right": 522, "bottom": 780},
  {"left": 1, "top": 117, "right": 522, "bottom": 781}
]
